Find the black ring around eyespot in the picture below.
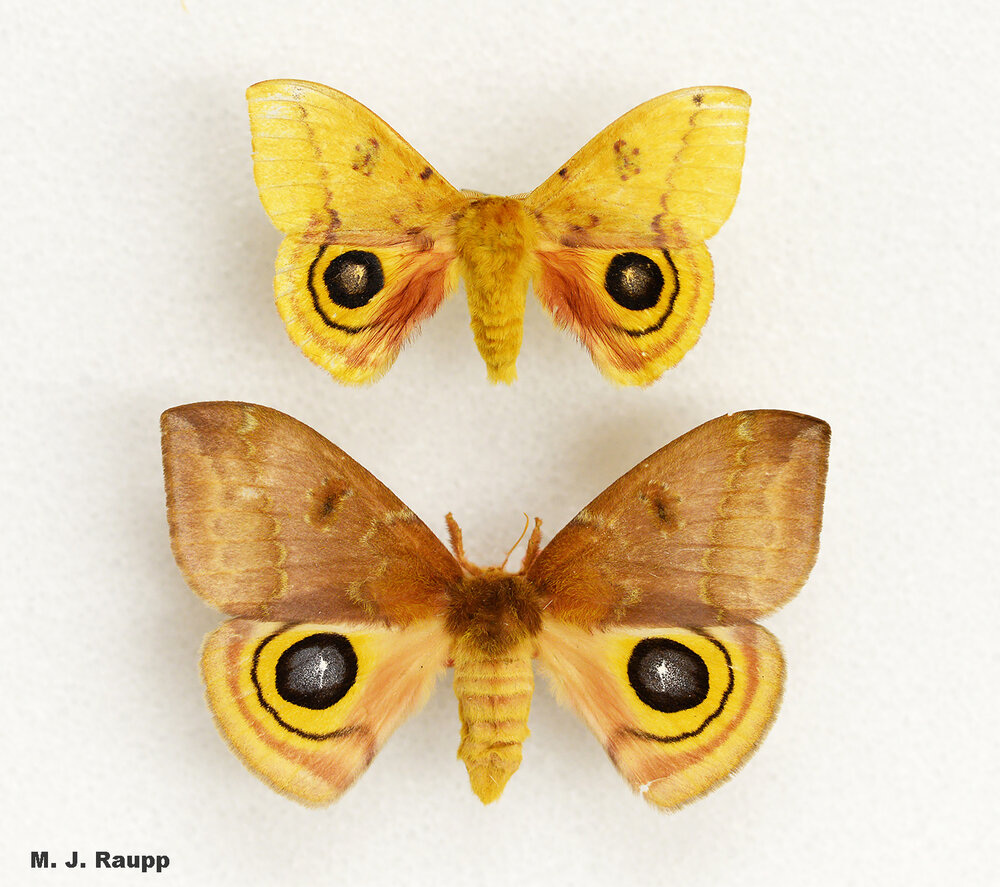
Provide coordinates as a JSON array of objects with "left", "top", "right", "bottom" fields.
[
  {"left": 251, "top": 626, "right": 363, "bottom": 742},
  {"left": 615, "top": 249, "right": 680, "bottom": 338},
  {"left": 624, "top": 632, "right": 735, "bottom": 744},
  {"left": 307, "top": 246, "right": 380, "bottom": 333}
]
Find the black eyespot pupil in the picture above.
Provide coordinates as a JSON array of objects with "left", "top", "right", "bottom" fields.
[
  {"left": 323, "top": 250, "right": 384, "bottom": 309},
  {"left": 604, "top": 252, "right": 664, "bottom": 311},
  {"left": 274, "top": 633, "right": 358, "bottom": 710},
  {"left": 627, "top": 638, "right": 710, "bottom": 713}
]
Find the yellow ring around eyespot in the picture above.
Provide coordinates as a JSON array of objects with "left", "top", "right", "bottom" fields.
[
  {"left": 304, "top": 245, "right": 404, "bottom": 332},
  {"left": 597, "top": 249, "right": 680, "bottom": 333},
  {"left": 607, "top": 630, "right": 734, "bottom": 738},
  {"left": 250, "top": 625, "right": 381, "bottom": 739}
]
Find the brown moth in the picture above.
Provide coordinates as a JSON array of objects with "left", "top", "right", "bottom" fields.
[{"left": 161, "top": 403, "right": 829, "bottom": 808}]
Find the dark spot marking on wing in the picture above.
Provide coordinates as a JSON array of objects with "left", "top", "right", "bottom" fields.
[
  {"left": 307, "top": 478, "right": 352, "bottom": 527},
  {"left": 618, "top": 250, "right": 681, "bottom": 337},
  {"left": 323, "top": 250, "right": 384, "bottom": 309},
  {"left": 350, "top": 138, "right": 380, "bottom": 176},
  {"left": 613, "top": 138, "right": 642, "bottom": 180},
  {"left": 307, "top": 246, "right": 383, "bottom": 333},
  {"left": 628, "top": 638, "right": 710, "bottom": 713},
  {"left": 640, "top": 483, "right": 682, "bottom": 532},
  {"left": 605, "top": 252, "right": 664, "bottom": 311}
]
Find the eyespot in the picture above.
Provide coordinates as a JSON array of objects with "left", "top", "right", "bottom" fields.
[
  {"left": 323, "top": 250, "right": 384, "bottom": 309},
  {"left": 627, "top": 638, "right": 710, "bottom": 713},
  {"left": 604, "top": 252, "right": 665, "bottom": 311},
  {"left": 274, "top": 633, "right": 358, "bottom": 710}
]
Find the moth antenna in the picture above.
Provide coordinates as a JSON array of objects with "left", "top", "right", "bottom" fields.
[
  {"left": 445, "top": 512, "right": 481, "bottom": 575},
  {"left": 500, "top": 514, "right": 532, "bottom": 571},
  {"left": 519, "top": 517, "right": 543, "bottom": 573}
]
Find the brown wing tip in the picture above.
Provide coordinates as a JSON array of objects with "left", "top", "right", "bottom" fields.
[
  {"left": 771, "top": 411, "right": 831, "bottom": 468},
  {"left": 160, "top": 404, "right": 188, "bottom": 434},
  {"left": 161, "top": 401, "right": 303, "bottom": 437},
  {"left": 160, "top": 402, "right": 264, "bottom": 506},
  {"left": 728, "top": 409, "right": 831, "bottom": 445},
  {"left": 773, "top": 410, "right": 830, "bottom": 439},
  {"left": 161, "top": 401, "right": 238, "bottom": 435},
  {"left": 161, "top": 404, "right": 230, "bottom": 456},
  {"left": 729, "top": 410, "right": 831, "bottom": 491},
  {"left": 161, "top": 405, "right": 209, "bottom": 481}
]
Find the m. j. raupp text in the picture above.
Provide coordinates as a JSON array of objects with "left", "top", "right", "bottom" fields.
[{"left": 30, "top": 851, "right": 170, "bottom": 872}]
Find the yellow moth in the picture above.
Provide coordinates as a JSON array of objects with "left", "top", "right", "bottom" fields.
[{"left": 248, "top": 81, "right": 749, "bottom": 385}]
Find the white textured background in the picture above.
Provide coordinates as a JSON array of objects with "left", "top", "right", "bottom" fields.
[{"left": 3, "top": 1, "right": 997, "bottom": 884}]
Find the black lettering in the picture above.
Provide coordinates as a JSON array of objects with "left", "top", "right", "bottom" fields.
[{"left": 30, "top": 851, "right": 51, "bottom": 869}]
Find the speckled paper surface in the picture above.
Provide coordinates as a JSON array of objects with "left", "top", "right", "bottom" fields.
[{"left": 2, "top": 1, "right": 997, "bottom": 884}]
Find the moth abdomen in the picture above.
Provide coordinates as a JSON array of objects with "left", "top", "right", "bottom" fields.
[
  {"left": 453, "top": 197, "right": 541, "bottom": 384},
  {"left": 452, "top": 637, "right": 534, "bottom": 804}
]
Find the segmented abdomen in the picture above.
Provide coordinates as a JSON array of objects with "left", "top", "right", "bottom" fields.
[
  {"left": 453, "top": 196, "right": 539, "bottom": 384},
  {"left": 467, "top": 289, "right": 528, "bottom": 384},
  {"left": 452, "top": 638, "right": 534, "bottom": 804}
]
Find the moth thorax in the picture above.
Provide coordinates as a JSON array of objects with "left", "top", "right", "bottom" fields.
[
  {"left": 446, "top": 572, "right": 542, "bottom": 656},
  {"left": 453, "top": 197, "right": 541, "bottom": 384}
]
